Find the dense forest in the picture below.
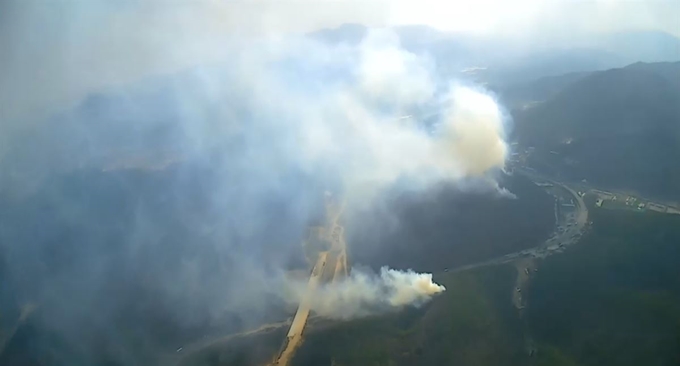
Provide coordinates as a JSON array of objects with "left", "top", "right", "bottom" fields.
[
  {"left": 527, "top": 206, "right": 680, "bottom": 366},
  {"left": 293, "top": 265, "right": 525, "bottom": 366},
  {"left": 347, "top": 173, "right": 555, "bottom": 272}
]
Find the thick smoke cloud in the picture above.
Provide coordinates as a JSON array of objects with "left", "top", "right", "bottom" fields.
[
  {"left": 296, "top": 267, "right": 445, "bottom": 320},
  {"left": 244, "top": 29, "right": 509, "bottom": 202},
  {"left": 140, "top": 28, "right": 510, "bottom": 204},
  {"left": 0, "top": 4, "right": 510, "bottom": 364}
]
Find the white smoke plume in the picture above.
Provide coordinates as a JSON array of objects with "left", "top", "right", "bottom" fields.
[
  {"left": 219, "top": 28, "right": 511, "bottom": 204},
  {"left": 291, "top": 267, "right": 445, "bottom": 320}
]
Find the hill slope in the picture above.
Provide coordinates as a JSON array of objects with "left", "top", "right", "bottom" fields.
[
  {"left": 527, "top": 207, "right": 680, "bottom": 366},
  {"left": 514, "top": 62, "right": 680, "bottom": 199},
  {"left": 287, "top": 204, "right": 680, "bottom": 366},
  {"left": 347, "top": 173, "right": 555, "bottom": 272}
]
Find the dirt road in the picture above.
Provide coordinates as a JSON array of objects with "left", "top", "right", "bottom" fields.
[{"left": 273, "top": 251, "right": 328, "bottom": 366}]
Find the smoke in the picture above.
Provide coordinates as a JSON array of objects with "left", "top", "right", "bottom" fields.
[
  {"left": 298, "top": 267, "right": 445, "bottom": 320},
  {"left": 442, "top": 86, "right": 508, "bottom": 177},
  {"left": 1, "top": 1, "right": 676, "bottom": 363},
  {"left": 239, "top": 28, "right": 510, "bottom": 203},
  {"left": 0, "top": 3, "right": 511, "bottom": 364}
]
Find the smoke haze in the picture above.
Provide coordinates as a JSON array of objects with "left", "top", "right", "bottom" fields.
[
  {"left": 0, "top": 11, "right": 511, "bottom": 361},
  {"left": 11, "top": 0, "right": 670, "bottom": 364}
]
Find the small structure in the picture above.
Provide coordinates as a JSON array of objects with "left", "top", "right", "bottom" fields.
[
  {"left": 667, "top": 207, "right": 680, "bottom": 215},
  {"left": 648, "top": 203, "right": 667, "bottom": 213}
]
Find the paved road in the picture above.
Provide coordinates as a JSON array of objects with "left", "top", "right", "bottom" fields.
[
  {"left": 512, "top": 259, "right": 533, "bottom": 310},
  {"left": 446, "top": 175, "right": 589, "bottom": 274}
]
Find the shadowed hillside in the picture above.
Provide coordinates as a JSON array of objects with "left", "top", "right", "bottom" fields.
[
  {"left": 347, "top": 173, "right": 555, "bottom": 272},
  {"left": 513, "top": 62, "right": 680, "bottom": 199},
  {"left": 527, "top": 207, "right": 680, "bottom": 366}
]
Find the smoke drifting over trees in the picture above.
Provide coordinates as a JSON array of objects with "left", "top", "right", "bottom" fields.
[{"left": 0, "top": 3, "right": 516, "bottom": 364}]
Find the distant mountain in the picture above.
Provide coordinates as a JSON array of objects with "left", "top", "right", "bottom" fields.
[
  {"left": 495, "top": 71, "right": 592, "bottom": 108},
  {"left": 483, "top": 48, "right": 625, "bottom": 87},
  {"left": 591, "top": 30, "right": 680, "bottom": 64},
  {"left": 514, "top": 61, "right": 680, "bottom": 199},
  {"left": 310, "top": 24, "right": 680, "bottom": 87},
  {"left": 309, "top": 23, "right": 368, "bottom": 45}
]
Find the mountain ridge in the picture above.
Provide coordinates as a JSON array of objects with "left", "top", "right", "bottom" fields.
[{"left": 513, "top": 61, "right": 680, "bottom": 199}]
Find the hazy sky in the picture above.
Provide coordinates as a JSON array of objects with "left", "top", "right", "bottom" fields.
[
  {"left": 0, "top": 0, "right": 678, "bottom": 136},
  {"left": 391, "top": 0, "right": 680, "bottom": 36}
]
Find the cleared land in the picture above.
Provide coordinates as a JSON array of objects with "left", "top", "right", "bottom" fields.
[
  {"left": 272, "top": 197, "right": 347, "bottom": 366},
  {"left": 273, "top": 251, "right": 329, "bottom": 366}
]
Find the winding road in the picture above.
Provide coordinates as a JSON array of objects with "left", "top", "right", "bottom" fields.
[{"left": 447, "top": 172, "right": 589, "bottom": 274}]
